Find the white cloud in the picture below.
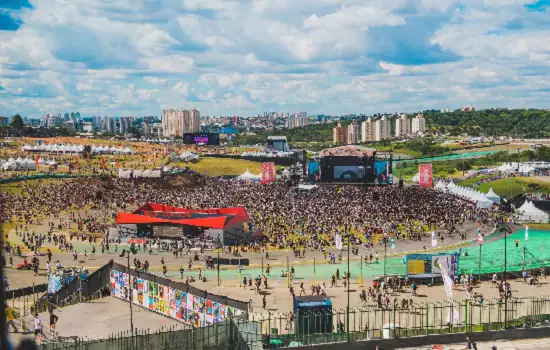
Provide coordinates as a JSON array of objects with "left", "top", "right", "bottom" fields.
[
  {"left": 1, "top": 0, "right": 550, "bottom": 116},
  {"left": 143, "top": 76, "right": 168, "bottom": 85},
  {"left": 172, "top": 82, "right": 190, "bottom": 96},
  {"left": 142, "top": 56, "right": 194, "bottom": 73}
]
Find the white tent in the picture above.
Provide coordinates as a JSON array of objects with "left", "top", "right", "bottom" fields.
[
  {"left": 485, "top": 188, "right": 501, "bottom": 204},
  {"left": 238, "top": 169, "right": 261, "bottom": 181},
  {"left": 517, "top": 200, "right": 549, "bottom": 223},
  {"left": 412, "top": 172, "right": 420, "bottom": 183},
  {"left": 281, "top": 168, "right": 290, "bottom": 178},
  {"left": 435, "top": 181, "right": 447, "bottom": 190},
  {"left": 446, "top": 182, "right": 456, "bottom": 188}
]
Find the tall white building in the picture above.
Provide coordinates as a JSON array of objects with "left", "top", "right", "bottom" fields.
[
  {"left": 285, "top": 117, "right": 309, "bottom": 129},
  {"left": 162, "top": 108, "right": 200, "bottom": 137},
  {"left": 395, "top": 114, "right": 410, "bottom": 137},
  {"left": 361, "top": 118, "right": 374, "bottom": 143},
  {"left": 347, "top": 121, "right": 360, "bottom": 144},
  {"left": 411, "top": 114, "right": 426, "bottom": 134},
  {"left": 374, "top": 116, "right": 391, "bottom": 141}
]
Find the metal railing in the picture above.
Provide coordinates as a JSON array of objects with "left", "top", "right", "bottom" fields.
[
  {"left": 249, "top": 297, "right": 550, "bottom": 347},
  {"left": 36, "top": 297, "right": 550, "bottom": 349},
  {"left": 38, "top": 319, "right": 263, "bottom": 350}
]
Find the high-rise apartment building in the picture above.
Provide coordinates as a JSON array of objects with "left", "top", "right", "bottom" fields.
[
  {"left": 285, "top": 116, "right": 309, "bottom": 129},
  {"left": 333, "top": 123, "right": 347, "bottom": 145},
  {"left": 411, "top": 114, "right": 426, "bottom": 134},
  {"left": 374, "top": 116, "right": 391, "bottom": 141},
  {"left": 162, "top": 108, "right": 200, "bottom": 137},
  {"left": 361, "top": 118, "right": 374, "bottom": 143},
  {"left": 395, "top": 114, "right": 410, "bottom": 137},
  {"left": 119, "top": 117, "right": 133, "bottom": 134},
  {"left": 347, "top": 121, "right": 360, "bottom": 144}
]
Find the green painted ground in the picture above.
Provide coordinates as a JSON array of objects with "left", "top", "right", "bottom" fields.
[{"left": 186, "top": 228, "right": 548, "bottom": 281}]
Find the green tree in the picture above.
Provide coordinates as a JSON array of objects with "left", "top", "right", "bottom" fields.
[{"left": 9, "top": 114, "right": 24, "bottom": 130}]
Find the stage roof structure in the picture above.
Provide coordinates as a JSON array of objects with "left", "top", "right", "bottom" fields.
[{"left": 115, "top": 203, "right": 248, "bottom": 230}]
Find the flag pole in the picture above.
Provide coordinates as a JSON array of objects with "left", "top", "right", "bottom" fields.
[{"left": 478, "top": 243, "right": 482, "bottom": 283}]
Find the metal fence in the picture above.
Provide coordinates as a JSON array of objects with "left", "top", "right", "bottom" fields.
[
  {"left": 39, "top": 319, "right": 263, "bottom": 350},
  {"left": 36, "top": 297, "right": 550, "bottom": 349},
  {"left": 249, "top": 297, "right": 550, "bottom": 347}
]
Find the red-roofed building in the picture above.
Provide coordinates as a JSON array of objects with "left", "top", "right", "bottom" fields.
[{"left": 115, "top": 203, "right": 250, "bottom": 244}]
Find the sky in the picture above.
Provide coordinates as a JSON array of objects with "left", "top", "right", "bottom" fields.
[{"left": 0, "top": 0, "right": 550, "bottom": 118}]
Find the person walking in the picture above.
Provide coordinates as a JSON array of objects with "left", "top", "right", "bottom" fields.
[
  {"left": 5, "top": 304, "right": 18, "bottom": 333},
  {"left": 34, "top": 313, "right": 45, "bottom": 341},
  {"left": 179, "top": 266, "right": 185, "bottom": 279},
  {"left": 49, "top": 311, "right": 59, "bottom": 339}
]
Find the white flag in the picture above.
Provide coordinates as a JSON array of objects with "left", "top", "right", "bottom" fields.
[
  {"left": 525, "top": 225, "right": 529, "bottom": 241},
  {"left": 335, "top": 234, "right": 343, "bottom": 250}
]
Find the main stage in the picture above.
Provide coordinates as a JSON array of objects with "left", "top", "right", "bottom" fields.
[{"left": 315, "top": 146, "right": 393, "bottom": 185}]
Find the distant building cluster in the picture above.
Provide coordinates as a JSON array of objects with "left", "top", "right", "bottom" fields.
[
  {"left": 461, "top": 105, "right": 476, "bottom": 112},
  {"left": 333, "top": 114, "right": 426, "bottom": 145},
  {"left": 162, "top": 108, "right": 201, "bottom": 137}
]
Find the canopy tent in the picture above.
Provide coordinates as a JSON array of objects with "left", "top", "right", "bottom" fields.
[
  {"left": 412, "top": 172, "right": 419, "bottom": 183},
  {"left": 237, "top": 169, "right": 261, "bottom": 181},
  {"left": 281, "top": 168, "right": 291, "bottom": 178},
  {"left": 176, "top": 152, "right": 199, "bottom": 162},
  {"left": 434, "top": 181, "right": 447, "bottom": 190},
  {"left": 446, "top": 182, "right": 456, "bottom": 188},
  {"left": 517, "top": 200, "right": 549, "bottom": 223},
  {"left": 485, "top": 188, "right": 501, "bottom": 204}
]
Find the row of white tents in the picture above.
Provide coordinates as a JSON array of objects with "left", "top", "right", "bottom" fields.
[
  {"left": 21, "top": 144, "right": 136, "bottom": 154},
  {"left": 435, "top": 181, "right": 501, "bottom": 208},
  {"left": 436, "top": 180, "right": 549, "bottom": 222},
  {"left": 497, "top": 163, "right": 536, "bottom": 174},
  {"left": 1, "top": 157, "right": 60, "bottom": 171},
  {"left": 118, "top": 169, "right": 162, "bottom": 178}
]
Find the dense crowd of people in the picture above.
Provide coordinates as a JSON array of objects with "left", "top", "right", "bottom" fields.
[{"left": 0, "top": 176, "right": 487, "bottom": 251}]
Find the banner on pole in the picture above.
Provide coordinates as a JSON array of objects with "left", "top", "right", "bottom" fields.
[
  {"left": 419, "top": 164, "right": 433, "bottom": 188},
  {"left": 335, "top": 234, "right": 343, "bottom": 250},
  {"left": 477, "top": 233, "right": 484, "bottom": 245},
  {"left": 261, "top": 162, "right": 276, "bottom": 184}
]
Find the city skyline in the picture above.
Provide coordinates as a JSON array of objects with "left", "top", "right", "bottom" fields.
[{"left": 1, "top": 0, "right": 550, "bottom": 117}]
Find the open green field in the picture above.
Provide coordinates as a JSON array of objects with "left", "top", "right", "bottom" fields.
[
  {"left": 171, "top": 157, "right": 267, "bottom": 177},
  {"left": 473, "top": 177, "right": 550, "bottom": 199}
]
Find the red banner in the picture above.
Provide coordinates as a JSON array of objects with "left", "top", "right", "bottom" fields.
[
  {"left": 419, "top": 164, "right": 433, "bottom": 188},
  {"left": 35, "top": 156, "right": 39, "bottom": 168},
  {"left": 101, "top": 156, "right": 106, "bottom": 169},
  {"left": 261, "top": 162, "right": 276, "bottom": 184}
]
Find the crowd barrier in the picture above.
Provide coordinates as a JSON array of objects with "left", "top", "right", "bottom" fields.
[
  {"left": 0, "top": 173, "right": 95, "bottom": 184},
  {"left": 5, "top": 283, "right": 48, "bottom": 300},
  {"left": 35, "top": 261, "right": 249, "bottom": 316}
]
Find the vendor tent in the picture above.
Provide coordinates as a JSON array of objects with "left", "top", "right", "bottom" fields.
[
  {"left": 238, "top": 169, "right": 261, "bottom": 181},
  {"left": 435, "top": 181, "right": 447, "bottom": 190},
  {"left": 517, "top": 200, "right": 549, "bottom": 223},
  {"left": 485, "top": 188, "right": 501, "bottom": 204}
]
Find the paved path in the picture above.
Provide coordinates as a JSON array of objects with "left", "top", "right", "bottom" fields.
[{"left": 8, "top": 297, "right": 185, "bottom": 347}]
